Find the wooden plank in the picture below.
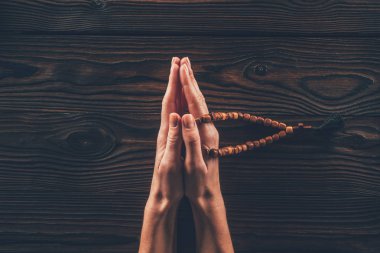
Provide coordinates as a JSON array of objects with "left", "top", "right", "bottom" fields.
[
  {"left": 1, "top": 1, "right": 380, "bottom": 36},
  {"left": 0, "top": 36, "right": 379, "bottom": 116}
]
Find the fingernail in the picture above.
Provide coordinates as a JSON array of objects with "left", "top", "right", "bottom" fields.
[
  {"left": 169, "top": 114, "right": 179, "bottom": 127},
  {"left": 183, "top": 114, "right": 194, "bottom": 129},
  {"left": 185, "top": 57, "right": 191, "bottom": 68}
]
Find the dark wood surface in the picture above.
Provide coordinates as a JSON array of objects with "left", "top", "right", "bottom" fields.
[{"left": 0, "top": 1, "right": 379, "bottom": 253}]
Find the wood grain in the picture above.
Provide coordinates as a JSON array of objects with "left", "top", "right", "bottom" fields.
[
  {"left": 1, "top": 1, "right": 380, "bottom": 36},
  {"left": 0, "top": 36, "right": 379, "bottom": 116},
  {"left": 0, "top": 110, "right": 378, "bottom": 252}
]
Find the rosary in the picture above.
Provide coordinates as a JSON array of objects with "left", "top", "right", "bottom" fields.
[{"left": 195, "top": 112, "right": 343, "bottom": 158}]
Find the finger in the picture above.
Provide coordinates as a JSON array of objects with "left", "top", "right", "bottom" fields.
[
  {"left": 161, "top": 113, "right": 182, "bottom": 166},
  {"left": 179, "top": 58, "right": 209, "bottom": 118},
  {"left": 161, "top": 57, "right": 180, "bottom": 130},
  {"left": 181, "top": 114, "right": 206, "bottom": 170}
]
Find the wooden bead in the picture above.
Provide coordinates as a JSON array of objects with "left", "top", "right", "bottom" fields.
[
  {"left": 232, "top": 112, "right": 239, "bottom": 120},
  {"left": 227, "top": 112, "right": 234, "bottom": 119},
  {"left": 272, "top": 133, "right": 280, "bottom": 141},
  {"left": 286, "top": 126, "right": 294, "bottom": 134},
  {"left": 234, "top": 146, "right": 240, "bottom": 154},
  {"left": 238, "top": 112, "right": 244, "bottom": 119},
  {"left": 259, "top": 138, "right": 266, "bottom": 146},
  {"left": 209, "top": 148, "right": 219, "bottom": 158},
  {"left": 237, "top": 145, "right": 243, "bottom": 153},
  {"left": 221, "top": 112, "right": 227, "bottom": 120},
  {"left": 264, "top": 118, "right": 272, "bottom": 126},
  {"left": 254, "top": 141, "right": 260, "bottom": 148},
  {"left": 279, "top": 130, "right": 287, "bottom": 138},
  {"left": 271, "top": 121, "right": 279, "bottom": 128},
  {"left": 246, "top": 141, "right": 254, "bottom": 150},
  {"left": 242, "top": 144, "right": 248, "bottom": 151},
  {"left": 227, "top": 146, "right": 234, "bottom": 155},
  {"left": 243, "top": 113, "right": 251, "bottom": 121},
  {"left": 279, "top": 122, "right": 287, "bottom": 130},
  {"left": 249, "top": 115, "right": 258, "bottom": 123},
  {"left": 222, "top": 147, "right": 229, "bottom": 156},
  {"left": 265, "top": 136, "right": 273, "bottom": 144},
  {"left": 257, "top": 117, "right": 264, "bottom": 124}
]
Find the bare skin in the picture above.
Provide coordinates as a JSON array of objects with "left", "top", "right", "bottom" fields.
[{"left": 139, "top": 57, "right": 234, "bottom": 253}]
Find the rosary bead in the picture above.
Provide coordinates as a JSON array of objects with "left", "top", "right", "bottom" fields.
[
  {"left": 218, "top": 149, "right": 224, "bottom": 157},
  {"left": 242, "top": 144, "right": 248, "bottom": 151},
  {"left": 279, "top": 130, "right": 287, "bottom": 138},
  {"left": 246, "top": 141, "right": 254, "bottom": 150},
  {"left": 257, "top": 117, "right": 265, "bottom": 124},
  {"left": 271, "top": 121, "right": 279, "bottom": 128},
  {"left": 237, "top": 145, "right": 243, "bottom": 153},
  {"left": 265, "top": 136, "right": 273, "bottom": 144},
  {"left": 254, "top": 140, "right": 260, "bottom": 148},
  {"left": 286, "top": 126, "right": 294, "bottom": 134},
  {"left": 279, "top": 123, "right": 287, "bottom": 130},
  {"left": 232, "top": 112, "right": 239, "bottom": 120},
  {"left": 259, "top": 138, "right": 266, "bottom": 146},
  {"left": 249, "top": 115, "right": 258, "bottom": 123},
  {"left": 238, "top": 112, "right": 244, "bottom": 119},
  {"left": 195, "top": 118, "right": 202, "bottom": 124},
  {"left": 272, "top": 133, "right": 280, "bottom": 141},
  {"left": 209, "top": 148, "right": 219, "bottom": 158},
  {"left": 264, "top": 118, "right": 272, "bottom": 126},
  {"left": 243, "top": 113, "right": 251, "bottom": 121},
  {"left": 227, "top": 112, "right": 234, "bottom": 119},
  {"left": 227, "top": 146, "right": 234, "bottom": 155},
  {"left": 221, "top": 112, "right": 227, "bottom": 120}
]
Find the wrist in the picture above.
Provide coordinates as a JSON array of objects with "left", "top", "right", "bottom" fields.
[
  {"left": 145, "top": 193, "right": 181, "bottom": 217},
  {"left": 188, "top": 190, "right": 225, "bottom": 215}
]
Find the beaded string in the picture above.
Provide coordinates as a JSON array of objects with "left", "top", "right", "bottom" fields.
[{"left": 195, "top": 112, "right": 313, "bottom": 158}]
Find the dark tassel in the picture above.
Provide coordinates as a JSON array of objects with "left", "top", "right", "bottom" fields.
[{"left": 315, "top": 114, "right": 344, "bottom": 131}]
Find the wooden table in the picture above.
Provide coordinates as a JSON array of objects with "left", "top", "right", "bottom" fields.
[{"left": 0, "top": 1, "right": 379, "bottom": 252}]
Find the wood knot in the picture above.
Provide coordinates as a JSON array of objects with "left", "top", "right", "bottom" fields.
[
  {"left": 66, "top": 127, "right": 116, "bottom": 158},
  {"left": 91, "top": 0, "right": 106, "bottom": 9},
  {"left": 254, "top": 64, "right": 268, "bottom": 76}
]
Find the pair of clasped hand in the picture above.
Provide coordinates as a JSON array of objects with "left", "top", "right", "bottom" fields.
[{"left": 139, "top": 57, "right": 234, "bottom": 253}]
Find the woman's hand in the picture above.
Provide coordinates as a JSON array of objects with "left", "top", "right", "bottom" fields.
[
  {"left": 179, "top": 57, "right": 234, "bottom": 253},
  {"left": 139, "top": 57, "right": 183, "bottom": 253}
]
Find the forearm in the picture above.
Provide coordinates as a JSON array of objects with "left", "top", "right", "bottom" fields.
[
  {"left": 139, "top": 197, "right": 180, "bottom": 253},
  {"left": 190, "top": 193, "right": 234, "bottom": 253}
]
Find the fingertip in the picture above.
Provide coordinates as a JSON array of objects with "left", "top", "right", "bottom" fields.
[
  {"left": 182, "top": 113, "right": 195, "bottom": 129},
  {"left": 172, "top": 56, "right": 180, "bottom": 65},
  {"left": 169, "top": 112, "right": 181, "bottom": 128}
]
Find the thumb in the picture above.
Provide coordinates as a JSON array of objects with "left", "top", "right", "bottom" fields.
[
  {"left": 181, "top": 114, "right": 206, "bottom": 169},
  {"left": 162, "top": 113, "right": 182, "bottom": 163}
]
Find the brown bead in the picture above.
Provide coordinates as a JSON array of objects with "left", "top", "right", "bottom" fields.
[
  {"left": 257, "top": 117, "right": 265, "bottom": 124},
  {"left": 279, "top": 130, "right": 287, "bottom": 138},
  {"left": 265, "top": 136, "right": 273, "bottom": 144},
  {"left": 271, "top": 121, "right": 279, "bottom": 128},
  {"left": 243, "top": 113, "right": 251, "bottom": 121},
  {"left": 272, "top": 133, "right": 280, "bottom": 141},
  {"left": 234, "top": 147, "right": 240, "bottom": 154},
  {"left": 279, "top": 123, "right": 286, "bottom": 130},
  {"left": 209, "top": 148, "right": 219, "bottom": 158},
  {"left": 222, "top": 147, "right": 229, "bottom": 155},
  {"left": 246, "top": 141, "right": 254, "bottom": 150},
  {"left": 259, "top": 138, "right": 266, "bottom": 146},
  {"left": 221, "top": 112, "right": 227, "bottom": 121},
  {"left": 286, "top": 126, "right": 294, "bottom": 134},
  {"left": 242, "top": 144, "right": 248, "bottom": 151},
  {"left": 227, "top": 112, "right": 234, "bottom": 119},
  {"left": 227, "top": 146, "right": 234, "bottom": 155},
  {"left": 238, "top": 112, "right": 244, "bottom": 119},
  {"left": 264, "top": 118, "right": 272, "bottom": 126},
  {"left": 249, "top": 115, "right": 257, "bottom": 123},
  {"left": 237, "top": 145, "right": 243, "bottom": 153},
  {"left": 218, "top": 148, "right": 224, "bottom": 157},
  {"left": 254, "top": 141, "right": 260, "bottom": 148},
  {"left": 195, "top": 118, "right": 202, "bottom": 124},
  {"left": 232, "top": 112, "right": 239, "bottom": 120}
]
